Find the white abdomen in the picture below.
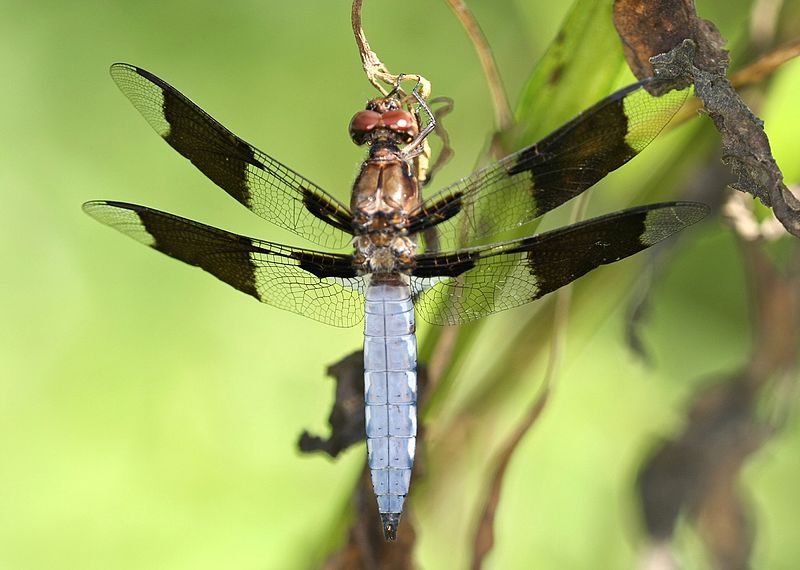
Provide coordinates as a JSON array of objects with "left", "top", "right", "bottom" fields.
[{"left": 363, "top": 280, "right": 417, "bottom": 538}]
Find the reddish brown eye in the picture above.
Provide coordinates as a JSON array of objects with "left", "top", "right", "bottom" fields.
[
  {"left": 381, "top": 110, "right": 416, "bottom": 134},
  {"left": 349, "top": 110, "right": 381, "bottom": 144}
]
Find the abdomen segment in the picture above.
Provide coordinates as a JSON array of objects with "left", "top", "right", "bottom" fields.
[{"left": 363, "top": 280, "right": 417, "bottom": 540}]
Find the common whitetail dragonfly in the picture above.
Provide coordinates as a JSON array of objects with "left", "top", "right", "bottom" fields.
[{"left": 84, "top": 63, "right": 707, "bottom": 541}]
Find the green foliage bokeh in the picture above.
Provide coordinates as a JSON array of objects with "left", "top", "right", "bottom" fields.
[{"left": 0, "top": 1, "right": 798, "bottom": 569}]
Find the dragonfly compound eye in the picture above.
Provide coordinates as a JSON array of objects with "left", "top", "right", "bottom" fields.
[
  {"left": 381, "top": 110, "right": 417, "bottom": 139},
  {"left": 349, "top": 110, "right": 381, "bottom": 145}
]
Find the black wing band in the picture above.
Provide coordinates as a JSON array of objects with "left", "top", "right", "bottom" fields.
[
  {"left": 410, "top": 202, "right": 708, "bottom": 326},
  {"left": 411, "top": 81, "right": 688, "bottom": 252},
  {"left": 110, "top": 63, "right": 354, "bottom": 249},
  {"left": 83, "top": 201, "right": 365, "bottom": 327}
]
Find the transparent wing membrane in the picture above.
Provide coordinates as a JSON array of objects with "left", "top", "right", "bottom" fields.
[
  {"left": 110, "top": 63, "right": 354, "bottom": 249},
  {"left": 412, "top": 81, "right": 688, "bottom": 252},
  {"left": 83, "top": 201, "right": 365, "bottom": 327},
  {"left": 411, "top": 202, "right": 707, "bottom": 326}
]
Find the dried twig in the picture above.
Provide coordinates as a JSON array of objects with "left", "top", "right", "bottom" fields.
[
  {"left": 670, "top": 39, "right": 800, "bottom": 126},
  {"left": 351, "top": 0, "right": 392, "bottom": 95},
  {"left": 615, "top": 0, "right": 800, "bottom": 237},
  {"left": 351, "top": 0, "right": 431, "bottom": 98},
  {"left": 471, "top": 390, "right": 550, "bottom": 570},
  {"left": 730, "top": 38, "right": 800, "bottom": 86},
  {"left": 298, "top": 351, "right": 365, "bottom": 458},
  {"left": 666, "top": 38, "right": 800, "bottom": 238}
]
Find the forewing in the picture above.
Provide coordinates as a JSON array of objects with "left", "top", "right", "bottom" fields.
[
  {"left": 411, "top": 202, "right": 707, "bottom": 326},
  {"left": 83, "top": 201, "right": 365, "bottom": 327},
  {"left": 110, "top": 63, "right": 354, "bottom": 249},
  {"left": 412, "top": 81, "right": 688, "bottom": 252}
]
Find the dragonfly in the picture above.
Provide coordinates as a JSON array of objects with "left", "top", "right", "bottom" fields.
[{"left": 84, "top": 63, "right": 707, "bottom": 541}]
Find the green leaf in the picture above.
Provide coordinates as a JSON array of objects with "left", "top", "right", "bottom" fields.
[{"left": 510, "top": 0, "right": 628, "bottom": 148}]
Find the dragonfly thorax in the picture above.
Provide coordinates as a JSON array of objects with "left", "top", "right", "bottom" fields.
[
  {"left": 353, "top": 233, "right": 416, "bottom": 274},
  {"left": 351, "top": 148, "right": 420, "bottom": 221},
  {"left": 350, "top": 142, "right": 420, "bottom": 276}
]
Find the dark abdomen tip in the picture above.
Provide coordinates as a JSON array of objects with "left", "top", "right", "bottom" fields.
[{"left": 381, "top": 512, "right": 401, "bottom": 541}]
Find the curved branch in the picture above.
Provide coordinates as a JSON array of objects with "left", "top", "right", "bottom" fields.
[{"left": 445, "top": 0, "right": 513, "bottom": 132}]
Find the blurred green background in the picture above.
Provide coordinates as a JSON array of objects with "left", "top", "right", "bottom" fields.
[{"left": 1, "top": 0, "right": 799, "bottom": 568}]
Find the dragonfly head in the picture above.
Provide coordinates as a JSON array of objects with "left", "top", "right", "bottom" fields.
[{"left": 349, "top": 97, "right": 418, "bottom": 146}]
